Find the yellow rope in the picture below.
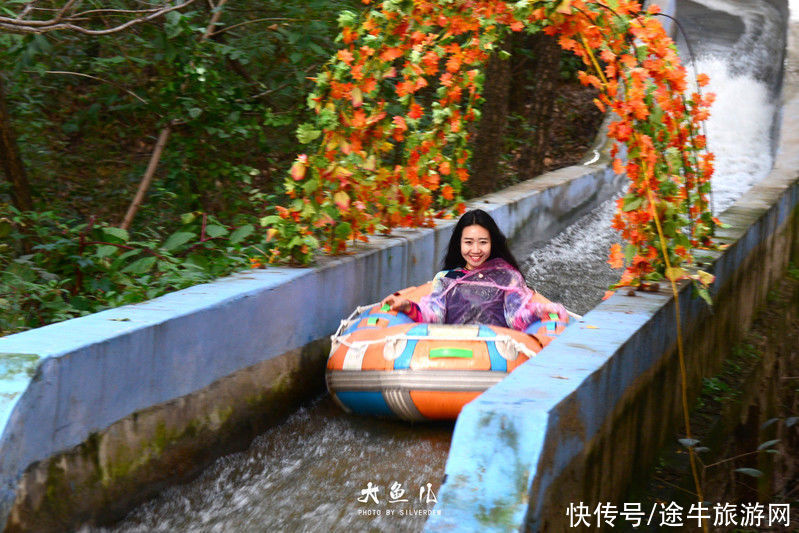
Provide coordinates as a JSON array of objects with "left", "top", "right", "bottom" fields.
[
  {"left": 582, "top": 30, "right": 707, "bottom": 529},
  {"left": 580, "top": 30, "right": 708, "bottom": 532},
  {"left": 643, "top": 179, "right": 707, "bottom": 531}
]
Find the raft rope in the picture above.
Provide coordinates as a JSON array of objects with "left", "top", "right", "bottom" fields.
[
  {"left": 333, "top": 300, "right": 581, "bottom": 339},
  {"left": 332, "top": 332, "right": 540, "bottom": 360},
  {"left": 331, "top": 301, "right": 543, "bottom": 360}
]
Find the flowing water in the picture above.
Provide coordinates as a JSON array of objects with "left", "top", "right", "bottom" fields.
[
  {"left": 526, "top": 0, "right": 785, "bottom": 316},
  {"left": 88, "top": 1, "right": 785, "bottom": 531}
]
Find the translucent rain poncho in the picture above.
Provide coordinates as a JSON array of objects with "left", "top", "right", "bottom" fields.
[{"left": 407, "top": 258, "right": 564, "bottom": 330}]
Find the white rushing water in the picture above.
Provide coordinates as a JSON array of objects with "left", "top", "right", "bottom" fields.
[{"left": 697, "top": 58, "right": 775, "bottom": 214}]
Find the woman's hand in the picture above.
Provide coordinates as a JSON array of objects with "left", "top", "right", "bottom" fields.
[
  {"left": 540, "top": 302, "right": 568, "bottom": 322},
  {"left": 529, "top": 302, "right": 569, "bottom": 322},
  {"left": 382, "top": 294, "right": 412, "bottom": 314}
]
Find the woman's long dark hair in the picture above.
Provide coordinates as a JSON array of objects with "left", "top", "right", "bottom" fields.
[{"left": 442, "top": 209, "right": 522, "bottom": 272}]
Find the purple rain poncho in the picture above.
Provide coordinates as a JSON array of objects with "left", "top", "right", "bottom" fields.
[{"left": 406, "top": 258, "right": 563, "bottom": 331}]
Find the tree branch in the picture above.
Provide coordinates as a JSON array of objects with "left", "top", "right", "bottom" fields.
[
  {"left": 208, "top": 17, "right": 297, "bottom": 37},
  {"left": 0, "top": 0, "right": 199, "bottom": 35},
  {"left": 34, "top": 70, "right": 148, "bottom": 104},
  {"left": 119, "top": 0, "right": 228, "bottom": 230},
  {"left": 121, "top": 124, "right": 172, "bottom": 231}
]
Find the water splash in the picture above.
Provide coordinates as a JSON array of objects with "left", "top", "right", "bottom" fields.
[
  {"left": 524, "top": 8, "right": 780, "bottom": 312},
  {"left": 86, "top": 397, "right": 451, "bottom": 533},
  {"left": 694, "top": 58, "right": 776, "bottom": 214},
  {"left": 523, "top": 196, "right": 622, "bottom": 316}
]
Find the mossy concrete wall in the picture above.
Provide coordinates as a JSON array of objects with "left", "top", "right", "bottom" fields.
[
  {"left": 0, "top": 143, "right": 621, "bottom": 530},
  {"left": 425, "top": 9, "right": 798, "bottom": 533}
]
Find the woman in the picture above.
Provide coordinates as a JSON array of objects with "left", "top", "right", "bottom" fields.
[{"left": 382, "top": 209, "right": 568, "bottom": 330}]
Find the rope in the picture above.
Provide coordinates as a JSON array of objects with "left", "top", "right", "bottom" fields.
[{"left": 332, "top": 331, "right": 540, "bottom": 360}]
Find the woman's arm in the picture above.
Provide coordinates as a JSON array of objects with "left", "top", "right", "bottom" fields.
[
  {"left": 381, "top": 271, "right": 449, "bottom": 323},
  {"left": 503, "top": 269, "right": 568, "bottom": 330},
  {"left": 382, "top": 294, "right": 424, "bottom": 322}
]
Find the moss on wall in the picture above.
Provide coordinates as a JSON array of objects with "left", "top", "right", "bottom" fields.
[{"left": 3, "top": 338, "right": 328, "bottom": 532}]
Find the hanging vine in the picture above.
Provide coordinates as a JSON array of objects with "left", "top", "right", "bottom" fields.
[{"left": 262, "top": 0, "right": 718, "bottom": 297}]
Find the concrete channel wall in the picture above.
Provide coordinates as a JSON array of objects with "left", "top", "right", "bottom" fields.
[
  {"left": 0, "top": 142, "right": 622, "bottom": 528},
  {"left": 425, "top": 8, "right": 799, "bottom": 533}
]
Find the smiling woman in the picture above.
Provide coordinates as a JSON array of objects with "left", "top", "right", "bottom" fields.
[
  {"left": 383, "top": 209, "right": 567, "bottom": 330},
  {"left": 460, "top": 224, "right": 491, "bottom": 271}
]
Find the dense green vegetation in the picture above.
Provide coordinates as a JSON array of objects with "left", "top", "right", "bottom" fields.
[
  {"left": 0, "top": 1, "right": 600, "bottom": 336},
  {"left": 0, "top": 0, "right": 365, "bottom": 334}
]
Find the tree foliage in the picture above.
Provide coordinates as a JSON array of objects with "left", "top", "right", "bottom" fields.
[
  {"left": 0, "top": 206, "right": 260, "bottom": 333},
  {"left": 0, "top": 0, "right": 364, "bottom": 334},
  {"left": 264, "top": 0, "right": 718, "bottom": 298},
  {"left": 0, "top": 0, "right": 719, "bottom": 335}
]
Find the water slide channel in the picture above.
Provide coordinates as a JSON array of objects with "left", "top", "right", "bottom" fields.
[{"left": 88, "top": 1, "right": 786, "bottom": 531}]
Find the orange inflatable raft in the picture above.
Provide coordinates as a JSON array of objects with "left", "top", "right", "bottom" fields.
[{"left": 326, "top": 282, "right": 569, "bottom": 421}]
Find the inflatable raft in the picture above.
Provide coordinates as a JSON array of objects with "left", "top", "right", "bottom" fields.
[{"left": 326, "top": 283, "right": 569, "bottom": 421}]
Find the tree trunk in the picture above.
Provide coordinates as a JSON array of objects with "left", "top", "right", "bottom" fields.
[
  {"left": 468, "top": 46, "right": 512, "bottom": 197},
  {"left": 119, "top": 0, "right": 228, "bottom": 229},
  {"left": 0, "top": 74, "right": 33, "bottom": 211},
  {"left": 121, "top": 125, "right": 172, "bottom": 230},
  {"left": 513, "top": 32, "right": 561, "bottom": 181}
]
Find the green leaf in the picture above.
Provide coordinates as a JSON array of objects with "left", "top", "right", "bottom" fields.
[
  {"left": 734, "top": 468, "right": 763, "bottom": 478},
  {"left": 622, "top": 195, "right": 644, "bottom": 212},
  {"left": 95, "top": 245, "right": 118, "bottom": 258},
  {"left": 0, "top": 218, "right": 11, "bottom": 238},
  {"left": 204, "top": 225, "right": 228, "bottom": 238},
  {"left": 337, "top": 10, "right": 357, "bottom": 28},
  {"left": 786, "top": 417, "right": 798, "bottom": 427},
  {"left": 696, "top": 287, "right": 713, "bottom": 307},
  {"left": 624, "top": 244, "right": 636, "bottom": 263},
  {"left": 665, "top": 266, "right": 687, "bottom": 281},
  {"left": 334, "top": 222, "right": 352, "bottom": 239},
  {"left": 260, "top": 215, "right": 281, "bottom": 227},
  {"left": 162, "top": 231, "right": 196, "bottom": 251},
  {"left": 122, "top": 256, "right": 156, "bottom": 274},
  {"left": 110, "top": 249, "right": 142, "bottom": 270},
  {"left": 757, "top": 439, "right": 780, "bottom": 451},
  {"left": 229, "top": 224, "right": 254, "bottom": 244},
  {"left": 296, "top": 123, "right": 322, "bottom": 144},
  {"left": 184, "top": 254, "right": 209, "bottom": 270},
  {"left": 188, "top": 107, "right": 203, "bottom": 119},
  {"left": 102, "top": 227, "right": 130, "bottom": 242}
]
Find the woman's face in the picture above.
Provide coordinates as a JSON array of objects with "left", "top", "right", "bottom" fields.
[{"left": 460, "top": 224, "right": 491, "bottom": 270}]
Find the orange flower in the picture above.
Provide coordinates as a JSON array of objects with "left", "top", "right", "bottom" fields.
[
  {"left": 342, "top": 27, "right": 358, "bottom": 44},
  {"left": 608, "top": 243, "right": 624, "bottom": 269},
  {"left": 380, "top": 47, "right": 404, "bottom": 61},
  {"left": 337, "top": 49, "right": 354, "bottom": 65},
  {"left": 269, "top": 0, "right": 717, "bottom": 270},
  {"left": 441, "top": 185, "right": 455, "bottom": 200},
  {"left": 290, "top": 154, "right": 308, "bottom": 181}
]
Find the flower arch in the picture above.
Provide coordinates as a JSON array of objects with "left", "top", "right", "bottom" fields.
[{"left": 266, "top": 0, "right": 717, "bottom": 291}]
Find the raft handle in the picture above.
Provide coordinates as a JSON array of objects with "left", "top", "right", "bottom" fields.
[{"left": 429, "top": 347, "right": 473, "bottom": 359}]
